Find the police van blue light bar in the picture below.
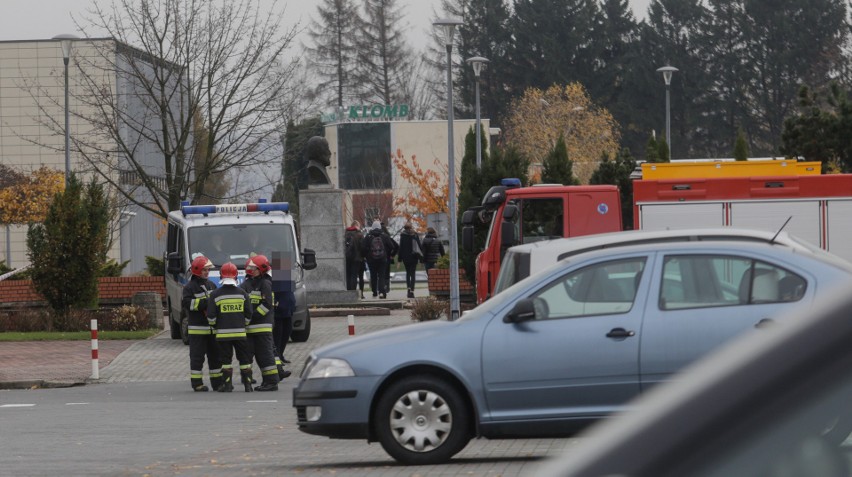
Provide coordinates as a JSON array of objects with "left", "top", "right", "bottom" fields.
[
  {"left": 501, "top": 178, "right": 522, "bottom": 188},
  {"left": 181, "top": 202, "right": 289, "bottom": 217}
]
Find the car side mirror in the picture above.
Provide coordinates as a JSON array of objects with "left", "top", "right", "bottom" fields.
[
  {"left": 166, "top": 252, "right": 184, "bottom": 275},
  {"left": 504, "top": 298, "right": 536, "bottom": 323},
  {"left": 302, "top": 248, "right": 317, "bottom": 270},
  {"left": 503, "top": 204, "right": 518, "bottom": 221}
]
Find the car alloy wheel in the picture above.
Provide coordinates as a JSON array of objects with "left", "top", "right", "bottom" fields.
[{"left": 374, "top": 376, "right": 471, "bottom": 465}]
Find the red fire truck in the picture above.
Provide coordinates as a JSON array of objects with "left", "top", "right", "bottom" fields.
[
  {"left": 634, "top": 174, "right": 852, "bottom": 262},
  {"left": 463, "top": 167, "right": 852, "bottom": 304},
  {"left": 461, "top": 179, "right": 623, "bottom": 303}
]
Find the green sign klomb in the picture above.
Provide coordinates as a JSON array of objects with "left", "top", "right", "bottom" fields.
[{"left": 348, "top": 104, "right": 409, "bottom": 120}]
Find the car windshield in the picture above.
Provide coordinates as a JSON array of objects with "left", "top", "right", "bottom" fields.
[
  {"left": 494, "top": 249, "right": 530, "bottom": 295},
  {"left": 188, "top": 224, "right": 295, "bottom": 269}
]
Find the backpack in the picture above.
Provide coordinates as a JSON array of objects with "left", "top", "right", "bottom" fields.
[
  {"left": 344, "top": 233, "right": 356, "bottom": 260},
  {"left": 369, "top": 234, "right": 386, "bottom": 260}
]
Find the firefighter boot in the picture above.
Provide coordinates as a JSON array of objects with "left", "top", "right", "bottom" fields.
[
  {"left": 217, "top": 368, "right": 234, "bottom": 392},
  {"left": 242, "top": 369, "right": 254, "bottom": 393},
  {"left": 191, "top": 374, "right": 208, "bottom": 392},
  {"left": 277, "top": 361, "right": 292, "bottom": 380}
]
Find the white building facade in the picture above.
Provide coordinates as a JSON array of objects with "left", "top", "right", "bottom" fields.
[{"left": 0, "top": 38, "right": 176, "bottom": 274}]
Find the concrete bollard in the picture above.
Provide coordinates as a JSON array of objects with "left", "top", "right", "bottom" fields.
[
  {"left": 132, "top": 291, "right": 163, "bottom": 329},
  {"left": 90, "top": 318, "right": 99, "bottom": 380}
]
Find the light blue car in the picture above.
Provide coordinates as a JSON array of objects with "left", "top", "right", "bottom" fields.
[{"left": 293, "top": 240, "right": 852, "bottom": 465}]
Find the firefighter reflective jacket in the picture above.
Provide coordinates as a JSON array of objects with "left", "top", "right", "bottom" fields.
[
  {"left": 182, "top": 275, "right": 216, "bottom": 336},
  {"left": 240, "top": 274, "right": 274, "bottom": 334},
  {"left": 207, "top": 284, "right": 252, "bottom": 340}
]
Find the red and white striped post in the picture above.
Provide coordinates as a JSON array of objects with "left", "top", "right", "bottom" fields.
[
  {"left": 347, "top": 314, "right": 355, "bottom": 336},
  {"left": 90, "top": 318, "right": 99, "bottom": 380}
]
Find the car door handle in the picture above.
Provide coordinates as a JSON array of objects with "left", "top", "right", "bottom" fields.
[
  {"left": 755, "top": 318, "right": 775, "bottom": 329},
  {"left": 606, "top": 328, "right": 635, "bottom": 338}
]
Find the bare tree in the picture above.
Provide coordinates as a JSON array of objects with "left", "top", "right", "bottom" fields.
[{"left": 60, "top": 0, "right": 302, "bottom": 218}]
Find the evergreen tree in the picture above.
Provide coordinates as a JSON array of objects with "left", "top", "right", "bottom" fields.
[
  {"left": 541, "top": 134, "right": 580, "bottom": 185},
  {"left": 742, "top": 0, "right": 848, "bottom": 154},
  {"left": 657, "top": 137, "right": 671, "bottom": 162},
  {"left": 781, "top": 84, "right": 852, "bottom": 172},
  {"left": 305, "top": 0, "right": 361, "bottom": 108},
  {"left": 456, "top": 0, "right": 514, "bottom": 127},
  {"left": 590, "top": 148, "right": 637, "bottom": 229},
  {"left": 594, "top": 0, "right": 640, "bottom": 108},
  {"left": 733, "top": 128, "right": 750, "bottom": 161},
  {"left": 279, "top": 117, "right": 324, "bottom": 219},
  {"left": 645, "top": 134, "right": 661, "bottom": 163},
  {"left": 509, "top": 0, "right": 601, "bottom": 92},
  {"left": 355, "top": 0, "right": 412, "bottom": 105},
  {"left": 27, "top": 175, "right": 109, "bottom": 318},
  {"left": 457, "top": 126, "right": 490, "bottom": 286}
]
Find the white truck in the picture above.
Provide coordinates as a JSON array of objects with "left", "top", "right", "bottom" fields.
[{"left": 164, "top": 201, "right": 316, "bottom": 344}]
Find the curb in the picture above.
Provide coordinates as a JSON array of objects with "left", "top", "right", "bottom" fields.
[
  {"left": 0, "top": 379, "right": 86, "bottom": 390},
  {"left": 311, "top": 307, "right": 392, "bottom": 317}
]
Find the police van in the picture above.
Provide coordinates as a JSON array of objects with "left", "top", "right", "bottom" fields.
[{"left": 164, "top": 201, "right": 316, "bottom": 345}]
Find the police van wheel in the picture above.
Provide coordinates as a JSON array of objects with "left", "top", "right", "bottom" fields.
[{"left": 290, "top": 310, "right": 311, "bottom": 343}]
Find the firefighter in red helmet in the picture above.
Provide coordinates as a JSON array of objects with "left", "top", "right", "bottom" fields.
[
  {"left": 240, "top": 255, "right": 283, "bottom": 391},
  {"left": 207, "top": 262, "right": 254, "bottom": 392},
  {"left": 181, "top": 255, "right": 223, "bottom": 392}
]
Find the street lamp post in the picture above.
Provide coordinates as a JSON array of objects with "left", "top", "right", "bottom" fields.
[
  {"left": 656, "top": 65, "right": 678, "bottom": 160},
  {"left": 434, "top": 18, "right": 463, "bottom": 321},
  {"left": 54, "top": 34, "right": 78, "bottom": 186},
  {"left": 466, "top": 56, "right": 489, "bottom": 170}
]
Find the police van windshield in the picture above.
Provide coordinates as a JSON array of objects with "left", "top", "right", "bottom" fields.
[{"left": 188, "top": 224, "right": 295, "bottom": 268}]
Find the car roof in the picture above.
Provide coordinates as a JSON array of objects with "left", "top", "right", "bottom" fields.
[
  {"left": 536, "top": 281, "right": 852, "bottom": 476},
  {"left": 506, "top": 227, "right": 814, "bottom": 257}
]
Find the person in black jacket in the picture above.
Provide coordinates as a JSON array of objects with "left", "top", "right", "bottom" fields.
[
  {"left": 240, "top": 255, "right": 283, "bottom": 392},
  {"left": 381, "top": 221, "right": 399, "bottom": 295},
  {"left": 397, "top": 223, "right": 423, "bottom": 298},
  {"left": 343, "top": 220, "right": 364, "bottom": 296},
  {"left": 362, "top": 220, "right": 394, "bottom": 299},
  {"left": 182, "top": 255, "right": 222, "bottom": 392},
  {"left": 208, "top": 262, "right": 254, "bottom": 392},
  {"left": 421, "top": 227, "right": 445, "bottom": 271}
]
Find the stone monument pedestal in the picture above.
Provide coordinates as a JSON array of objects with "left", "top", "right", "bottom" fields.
[{"left": 300, "top": 187, "right": 358, "bottom": 304}]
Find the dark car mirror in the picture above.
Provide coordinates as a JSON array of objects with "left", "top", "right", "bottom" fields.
[
  {"left": 462, "top": 225, "right": 474, "bottom": 253},
  {"left": 166, "top": 252, "right": 184, "bottom": 275},
  {"left": 501, "top": 221, "right": 518, "bottom": 249},
  {"left": 504, "top": 298, "right": 537, "bottom": 323},
  {"left": 302, "top": 248, "right": 317, "bottom": 270}
]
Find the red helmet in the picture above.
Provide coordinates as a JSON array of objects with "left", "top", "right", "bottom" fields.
[
  {"left": 246, "top": 255, "right": 271, "bottom": 276},
  {"left": 220, "top": 262, "right": 238, "bottom": 280},
  {"left": 190, "top": 256, "right": 214, "bottom": 277}
]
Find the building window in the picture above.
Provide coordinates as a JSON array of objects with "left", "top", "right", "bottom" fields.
[{"left": 338, "top": 123, "right": 391, "bottom": 190}]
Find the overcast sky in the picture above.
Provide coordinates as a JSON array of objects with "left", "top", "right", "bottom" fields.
[{"left": 0, "top": 0, "right": 653, "bottom": 49}]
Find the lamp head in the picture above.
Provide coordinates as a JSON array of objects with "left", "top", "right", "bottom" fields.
[
  {"left": 466, "top": 56, "right": 490, "bottom": 77},
  {"left": 433, "top": 18, "right": 463, "bottom": 47},
  {"left": 53, "top": 34, "right": 79, "bottom": 60},
  {"left": 656, "top": 65, "right": 679, "bottom": 86}
]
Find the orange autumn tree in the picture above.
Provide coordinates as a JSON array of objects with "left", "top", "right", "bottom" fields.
[
  {"left": 392, "top": 149, "right": 458, "bottom": 230},
  {"left": 0, "top": 166, "right": 65, "bottom": 225}
]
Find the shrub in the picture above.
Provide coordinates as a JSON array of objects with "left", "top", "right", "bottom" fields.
[
  {"left": 100, "top": 258, "right": 130, "bottom": 277},
  {"left": 100, "top": 305, "right": 149, "bottom": 332},
  {"left": 410, "top": 296, "right": 447, "bottom": 322},
  {"left": 0, "top": 309, "right": 53, "bottom": 332},
  {"left": 144, "top": 256, "right": 165, "bottom": 276},
  {"left": 436, "top": 254, "right": 450, "bottom": 270},
  {"left": 53, "top": 309, "right": 93, "bottom": 332}
]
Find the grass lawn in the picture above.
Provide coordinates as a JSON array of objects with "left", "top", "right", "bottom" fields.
[{"left": 0, "top": 329, "right": 161, "bottom": 341}]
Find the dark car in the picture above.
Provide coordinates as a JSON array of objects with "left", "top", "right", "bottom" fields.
[{"left": 538, "top": 283, "right": 852, "bottom": 477}]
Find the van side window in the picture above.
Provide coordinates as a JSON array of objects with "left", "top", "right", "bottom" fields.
[
  {"left": 167, "top": 223, "right": 177, "bottom": 254},
  {"left": 534, "top": 257, "right": 646, "bottom": 319},
  {"left": 659, "top": 255, "right": 806, "bottom": 310}
]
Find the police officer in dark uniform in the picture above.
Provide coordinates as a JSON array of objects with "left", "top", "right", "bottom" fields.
[
  {"left": 207, "top": 262, "right": 254, "bottom": 392},
  {"left": 241, "top": 255, "right": 281, "bottom": 391},
  {"left": 182, "top": 255, "right": 223, "bottom": 392}
]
